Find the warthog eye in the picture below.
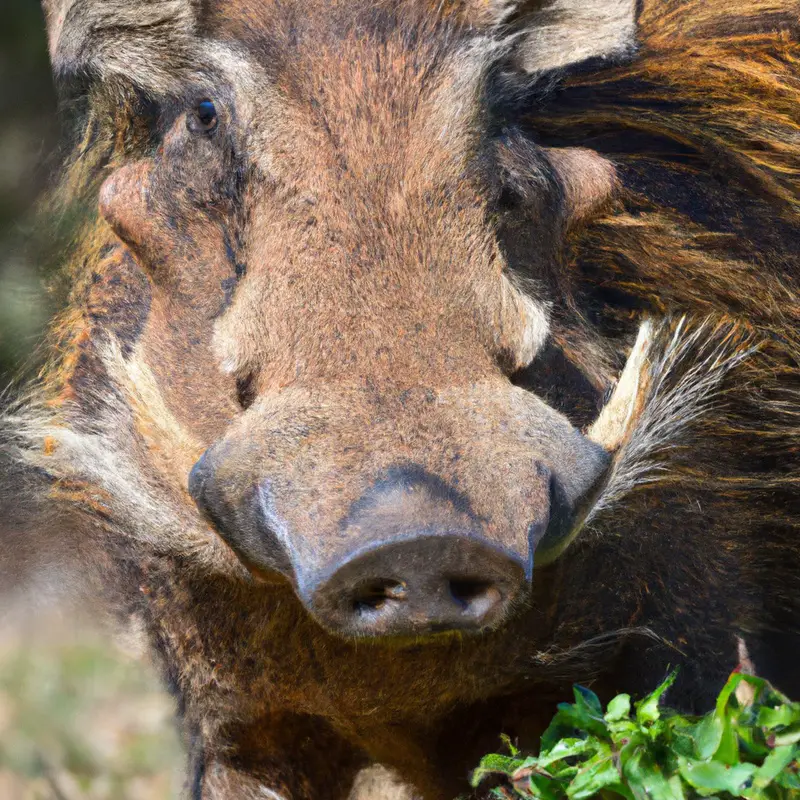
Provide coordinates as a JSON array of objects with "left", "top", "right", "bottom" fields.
[{"left": 187, "top": 99, "right": 219, "bottom": 134}]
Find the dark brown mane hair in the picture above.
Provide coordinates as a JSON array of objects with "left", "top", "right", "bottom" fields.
[
  {"left": 536, "top": 0, "right": 800, "bottom": 333},
  {"left": 517, "top": 0, "right": 800, "bottom": 695}
]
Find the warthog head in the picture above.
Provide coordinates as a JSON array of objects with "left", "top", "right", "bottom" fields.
[
  {"left": 62, "top": 0, "right": 636, "bottom": 638},
  {"left": 27, "top": 0, "right": 799, "bottom": 653}
]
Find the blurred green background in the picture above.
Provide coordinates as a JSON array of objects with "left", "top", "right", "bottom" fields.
[
  {"left": 0, "top": 0, "right": 57, "bottom": 382},
  {"left": 1, "top": 5, "right": 183, "bottom": 799}
]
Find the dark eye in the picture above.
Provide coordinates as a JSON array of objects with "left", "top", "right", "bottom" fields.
[
  {"left": 187, "top": 99, "right": 219, "bottom": 134},
  {"left": 496, "top": 185, "right": 523, "bottom": 213}
]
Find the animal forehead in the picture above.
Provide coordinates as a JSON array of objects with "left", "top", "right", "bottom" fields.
[
  {"left": 210, "top": 0, "right": 472, "bottom": 48},
  {"left": 208, "top": 0, "right": 483, "bottom": 111},
  {"left": 204, "top": 3, "right": 495, "bottom": 190},
  {"left": 206, "top": 0, "right": 639, "bottom": 68},
  {"left": 202, "top": 0, "right": 638, "bottom": 150}
]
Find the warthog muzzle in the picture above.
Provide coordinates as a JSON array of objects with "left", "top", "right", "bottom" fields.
[{"left": 188, "top": 382, "right": 612, "bottom": 638}]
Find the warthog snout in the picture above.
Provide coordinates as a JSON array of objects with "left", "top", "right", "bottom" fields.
[
  {"left": 188, "top": 385, "right": 610, "bottom": 638},
  {"left": 297, "top": 466, "right": 540, "bottom": 636},
  {"left": 190, "top": 458, "right": 539, "bottom": 636},
  {"left": 307, "top": 532, "right": 527, "bottom": 637}
]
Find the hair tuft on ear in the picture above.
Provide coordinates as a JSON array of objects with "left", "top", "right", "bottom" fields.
[
  {"left": 471, "top": 0, "right": 638, "bottom": 74},
  {"left": 41, "top": 0, "right": 204, "bottom": 94}
]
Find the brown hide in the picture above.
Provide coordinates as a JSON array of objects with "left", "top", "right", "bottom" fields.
[
  {"left": 93, "top": 5, "right": 613, "bottom": 626},
  {"left": 3, "top": 0, "right": 799, "bottom": 797}
]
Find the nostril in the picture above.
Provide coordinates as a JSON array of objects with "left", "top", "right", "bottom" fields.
[
  {"left": 352, "top": 580, "right": 407, "bottom": 615},
  {"left": 448, "top": 579, "right": 502, "bottom": 618},
  {"left": 306, "top": 534, "right": 528, "bottom": 637}
]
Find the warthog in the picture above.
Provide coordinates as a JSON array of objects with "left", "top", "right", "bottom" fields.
[{"left": 2, "top": 0, "right": 799, "bottom": 797}]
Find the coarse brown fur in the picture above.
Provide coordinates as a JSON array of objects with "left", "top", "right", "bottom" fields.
[{"left": 2, "top": 1, "right": 799, "bottom": 798}]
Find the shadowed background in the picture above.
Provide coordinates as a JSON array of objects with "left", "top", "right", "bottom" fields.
[{"left": 0, "top": 0, "right": 56, "bottom": 381}]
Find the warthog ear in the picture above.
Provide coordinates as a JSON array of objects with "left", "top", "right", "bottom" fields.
[
  {"left": 481, "top": 0, "right": 638, "bottom": 73},
  {"left": 41, "top": 0, "right": 203, "bottom": 93}
]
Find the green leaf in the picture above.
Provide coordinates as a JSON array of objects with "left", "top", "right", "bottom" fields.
[
  {"left": 714, "top": 672, "right": 745, "bottom": 715},
  {"left": 636, "top": 671, "right": 678, "bottom": 724},
  {"left": 500, "top": 733, "right": 520, "bottom": 757},
  {"left": 690, "top": 715, "right": 724, "bottom": 760},
  {"left": 541, "top": 698, "right": 608, "bottom": 750},
  {"left": 625, "top": 748, "right": 686, "bottom": 800},
  {"left": 574, "top": 685, "right": 604, "bottom": 717},
  {"left": 680, "top": 686, "right": 737, "bottom": 764},
  {"left": 475, "top": 754, "right": 520, "bottom": 774},
  {"left": 774, "top": 763, "right": 800, "bottom": 791},
  {"left": 566, "top": 753, "right": 621, "bottom": 800},
  {"left": 773, "top": 724, "right": 800, "bottom": 746},
  {"left": 750, "top": 744, "right": 797, "bottom": 791},
  {"left": 669, "top": 725, "right": 699, "bottom": 760},
  {"left": 537, "top": 738, "right": 594, "bottom": 769},
  {"left": 471, "top": 753, "right": 522, "bottom": 787},
  {"left": 757, "top": 705, "right": 795, "bottom": 729},
  {"left": 606, "top": 694, "right": 632, "bottom": 723},
  {"left": 714, "top": 712, "right": 739, "bottom": 766},
  {"left": 566, "top": 685, "right": 609, "bottom": 738},
  {"left": 528, "top": 774, "right": 572, "bottom": 800},
  {"left": 617, "top": 730, "right": 648, "bottom": 772},
  {"left": 608, "top": 719, "right": 640, "bottom": 748},
  {"left": 677, "top": 756, "right": 757, "bottom": 795}
]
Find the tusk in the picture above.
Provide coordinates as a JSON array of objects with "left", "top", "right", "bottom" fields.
[
  {"left": 535, "top": 319, "right": 653, "bottom": 567},
  {"left": 588, "top": 319, "right": 653, "bottom": 451}
]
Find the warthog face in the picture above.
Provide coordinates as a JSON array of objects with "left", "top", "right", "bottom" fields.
[
  {"left": 33, "top": 0, "right": 798, "bottom": 665},
  {"left": 90, "top": 1, "right": 637, "bottom": 637}
]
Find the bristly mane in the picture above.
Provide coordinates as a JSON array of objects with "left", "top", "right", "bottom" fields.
[{"left": 536, "top": 0, "right": 800, "bottom": 333}]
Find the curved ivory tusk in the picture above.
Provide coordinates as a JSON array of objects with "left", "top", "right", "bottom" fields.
[{"left": 588, "top": 319, "right": 653, "bottom": 451}]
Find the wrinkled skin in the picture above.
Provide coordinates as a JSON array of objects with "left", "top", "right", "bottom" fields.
[{"left": 2, "top": 0, "right": 800, "bottom": 798}]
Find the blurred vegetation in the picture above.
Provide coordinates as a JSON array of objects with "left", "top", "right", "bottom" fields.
[
  {"left": 0, "top": 7, "right": 185, "bottom": 799},
  {"left": 0, "top": 0, "right": 58, "bottom": 382},
  {"left": 0, "top": 617, "right": 183, "bottom": 800}
]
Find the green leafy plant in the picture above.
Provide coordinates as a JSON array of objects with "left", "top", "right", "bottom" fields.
[{"left": 471, "top": 671, "right": 800, "bottom": 799}]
